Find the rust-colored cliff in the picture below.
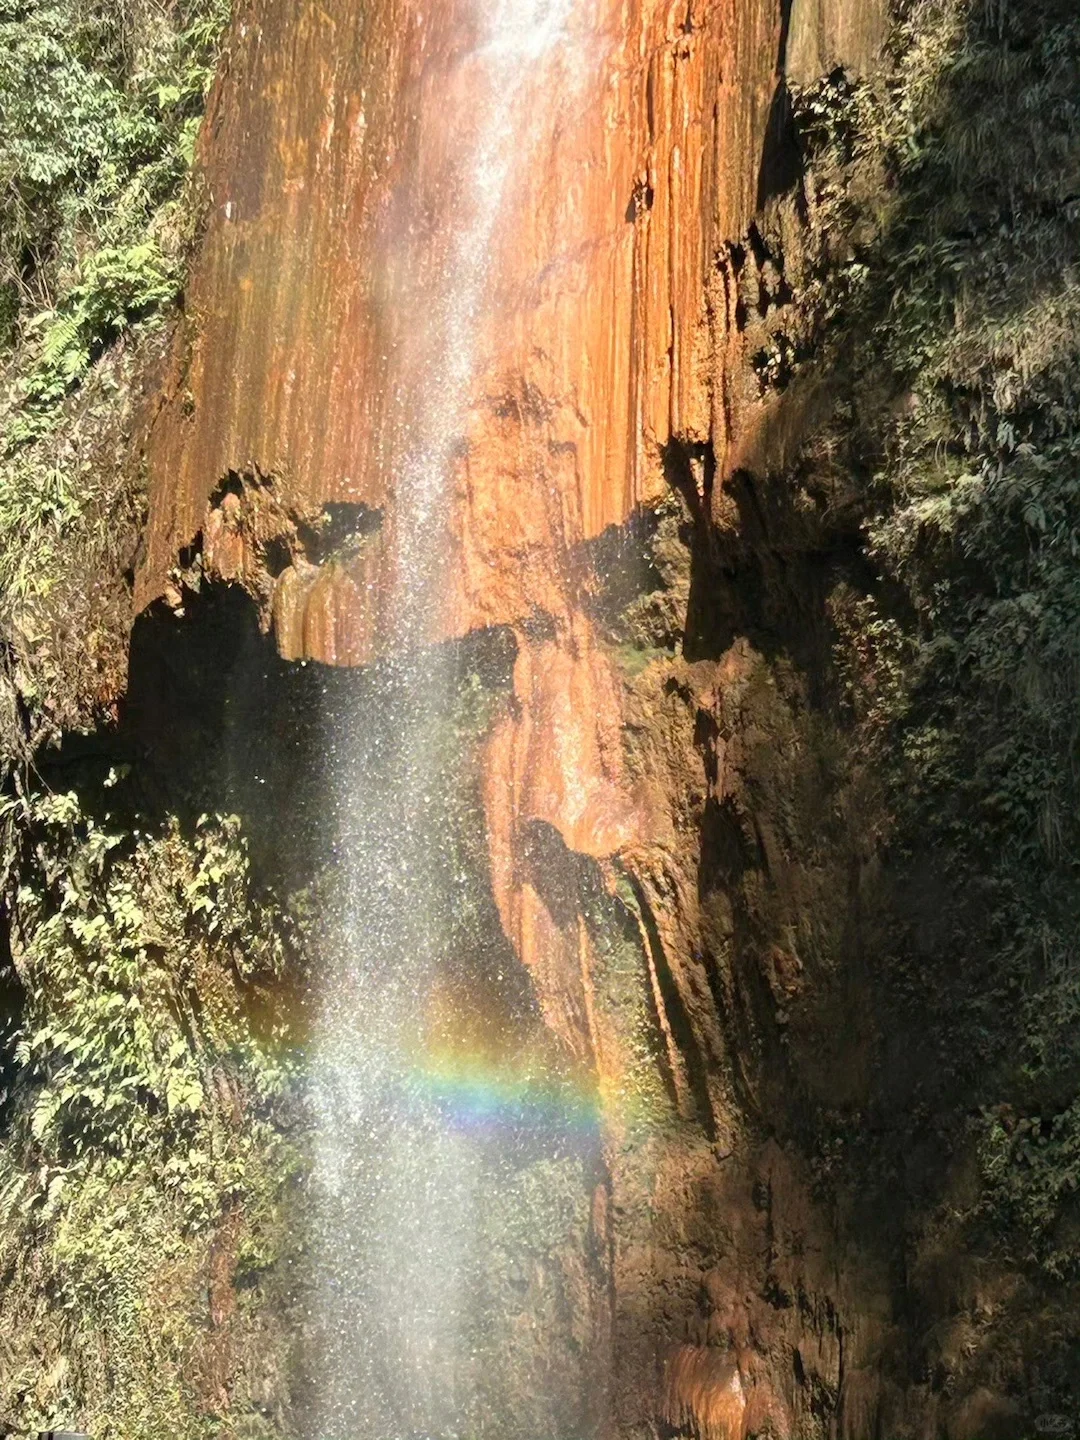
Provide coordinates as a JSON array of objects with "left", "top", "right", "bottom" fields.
[
  {"left": 138, "top": 0, "right": 791, "bottom": 639},
  {"left": 133, "top": 2, "right": 958, "bottom": 1436}
]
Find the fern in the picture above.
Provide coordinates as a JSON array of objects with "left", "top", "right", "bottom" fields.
[{"left": 11, "top": 240, "right": 178, "bottom": 428}]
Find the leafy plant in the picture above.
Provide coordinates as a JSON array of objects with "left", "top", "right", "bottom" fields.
[
  {"left": 800, "top": 0, "right": 1080, "bottom": 1279},
  {"left": 0, "top": 777, "right": 301, "bottom": 1437},
  {"left": 0, "top": 0, "right": 230, "bottom": 762},
  {"left": 12, "top": 240, "right": 178, "bottom": 429}
]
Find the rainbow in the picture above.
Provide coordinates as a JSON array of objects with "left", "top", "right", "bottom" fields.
[{"left": 401, "top": 1045, "right": 603, "bottom": 1140}]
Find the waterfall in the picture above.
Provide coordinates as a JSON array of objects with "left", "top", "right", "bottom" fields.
[
  {"left": 390, "top": 0, "right": 577, "bottom": 645},
  {"left": 306, "top": 5, "right": 589, "bottom": 1438}
]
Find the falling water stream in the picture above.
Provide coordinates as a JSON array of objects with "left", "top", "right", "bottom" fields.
[{"left": 307, "top": 5, "right": 588, "bottom": 1437}]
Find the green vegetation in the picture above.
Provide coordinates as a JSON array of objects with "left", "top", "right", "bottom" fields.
[
  {"left": 786, "top": 0, "right": 1080, "bottom": 1281},
  {"left": 0, "top": 0, "right": 228, "bottom": 745},
  {"left": 863, "top": 0, "right": 1080, "bottom": 1280},
  {"left": 0, "top": 779, "right": 300, "bottom": 1437},
  {"left": 0, "top": 0, "right": 225, "bottom": 420}
]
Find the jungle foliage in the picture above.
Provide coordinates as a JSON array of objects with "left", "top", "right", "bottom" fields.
[
  {"left": 0, "top": 0, "right": 225, "bottom": 417},
  {"left": 0, "top": 0, "right": 228, "bottom": 750},
  {"left": 0, "top": 779, "right": 301, "bottom": 1438},
  {"left": 788, "top": 0, "right": 1080, "bottom": 1283}
]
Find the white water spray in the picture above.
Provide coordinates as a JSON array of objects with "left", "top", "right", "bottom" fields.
[
  {"left": 390, "top": 0, "right": 575, "bottom": 643},
  {"left": 306, "top": 5, "right": 584, "bottom": 1438}
]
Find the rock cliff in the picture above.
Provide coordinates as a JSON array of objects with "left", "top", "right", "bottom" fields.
[{"left": 126, "top": 0, "right": 1080, "bottom": 1436}]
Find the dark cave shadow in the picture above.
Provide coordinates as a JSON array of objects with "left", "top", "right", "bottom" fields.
[
  {"left": 33, "top": 583, "right": 332, "bottom": 885},
  {"left": 41, "top": 582, "right": 519, "bottom": 888}
]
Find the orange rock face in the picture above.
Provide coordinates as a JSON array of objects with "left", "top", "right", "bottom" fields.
[
  {"left": 138, "top": 0, "right": 788, "bottom": 1074},
  {"left": 139, "top": 0, "right": 783, "bottom": 640},
  {"left": 139, "top": 0, "right": 787, "bottom": 1056},
  {"left": 137, "top": 0, "right": 896, "bottom": 1432}
]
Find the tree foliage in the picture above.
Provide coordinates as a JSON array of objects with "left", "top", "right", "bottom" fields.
[
  {"left": 0, "top": 0, "right": 226, "bottom": 404},
  {"left": 0, "top": 775, "right": 301, "bottom": 1438},
  {"left": 0, "top": 0, "right": 230, "bottom": 759}
]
